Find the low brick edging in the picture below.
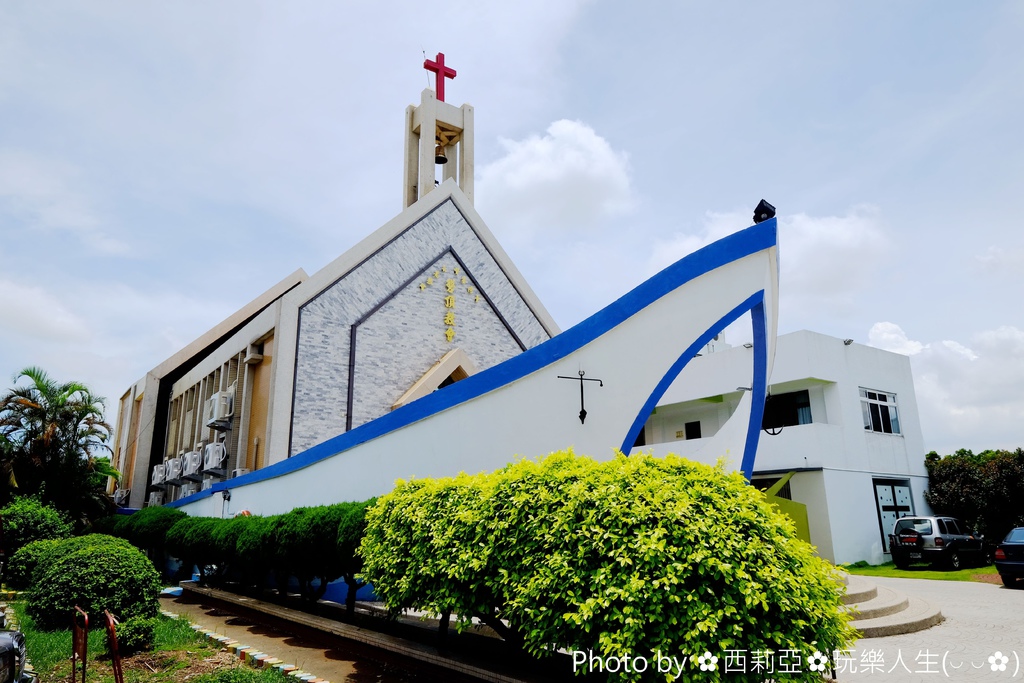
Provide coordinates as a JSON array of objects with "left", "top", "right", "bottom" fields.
[
  {"left": 1, "top": 603, "right": 35, "bottom": 676},
  {"left": 160, "top": 609, "right": 330, "bottom": 683}
]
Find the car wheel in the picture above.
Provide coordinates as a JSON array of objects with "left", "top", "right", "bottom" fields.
[
  {"left": 894, "top": 557, "right": 910, "bottom": 570},
  {"left": 948, "top": 551, "right": 961, "bottom": 570},
  {"left": 1001, "top": 575, "right": 1017, "bottom": 588}
]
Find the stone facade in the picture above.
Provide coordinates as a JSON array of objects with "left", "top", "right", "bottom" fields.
[{"left": 290, "top": 198, "right": 550, "bottom": 454}]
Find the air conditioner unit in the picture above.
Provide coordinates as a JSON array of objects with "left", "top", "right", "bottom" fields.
[
  {"left": 205, "top": 388, "right": 235, "bottom": 430},
  {"left": 151, "top": 463, "right": 166, "bottom": 486},
  {"left": 165, "top": 456, "right": 183, "bottom": 482},
  {"left": 230, "top": 468, "right": 250, "bottom": 479},
  {"left": 201, "top": 477, "right": 214, "bottom": 491},
  {"left": 113, "top": 488, "right": 130, "bottom": 506},
  {"left": 183, "top": 449, "right": 203, "bottom": 477},
  {"left": 148, "top": 491, "right": 164, "bottom": 507},
  {"left": 179, "top": 483, "right": 198, "bottom": 498},
  {"left": 203, "top": 442, "right": 227, "bottom": 470}
]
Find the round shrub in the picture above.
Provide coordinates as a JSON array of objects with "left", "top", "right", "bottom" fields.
[
  {"left": 0, "top": 497, "right": 72, "bottom": 555},
  {"left": 361, "top": 451, "right": 856, "bottom": 682},
  {"left": 27, "top": 535, "right": 161, "bottom": 630},
  {"left": 4, "top": 538, "right": 61, "bottom": 590},
  {"left": 114, "top": 616, "right": 157, "bottom": 655}
]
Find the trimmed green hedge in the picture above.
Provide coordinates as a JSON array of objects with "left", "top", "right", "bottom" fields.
[
  {"left": 360, "top": 451, "right": 855, "bottom": 681},
  {"left": 27, "top": 534, "right": 161, "bottom": 630},
  {"left": 120, "top": 505, "right": 186, "bottom": 554},
  {"left": 154, "top": 501, "right": 373, "bottom": 612}
]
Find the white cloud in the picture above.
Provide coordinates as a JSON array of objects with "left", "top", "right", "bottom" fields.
[
  {"left": 477, "top": 120, "right": 633, "bottom": 239},
  {"left": 867, "top": 321, "right": 925, "bottom": 356},
  {"left": 0, "top": 152, "right": 129, "bottom": 255},
  {"left": 867, "top": 322, "right": 1024, "bottom": 453},
  {"left": 0, "top": 279, "right": 92, "bottom": 342},
  {"left": 975, "top": 245, "right": 1024, "bottom": 273},
  {"left": 648, "top": 206, "right": 889, "bottom": 317}
]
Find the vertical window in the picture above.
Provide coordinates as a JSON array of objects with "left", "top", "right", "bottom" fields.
[
  {"left": 684, "top": 421, "right": 702, "bottom": 440},
  {"left": 860, "top": 388, "right": 901, "bottom": 434}
]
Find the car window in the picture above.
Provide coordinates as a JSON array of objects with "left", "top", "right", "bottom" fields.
[
  {"left": 1006, "top": 528, "right": 1024, "bottom": 543},
  {"left": 937, "top": 519, "right": 947, "bottom": 534},
  {"left": 946, "top": 519, "right": 962, "bottom": 535},
  {"left": 895, "top": 518, "right": 932, "bottom": 535}
]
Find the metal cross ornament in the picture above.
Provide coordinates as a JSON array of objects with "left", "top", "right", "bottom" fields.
[
  {"left": 423, "top": 52, "right": 457, "bottom": 102},
  {"left": 557, "top": 370, "right": 604, "bottom": 424}
]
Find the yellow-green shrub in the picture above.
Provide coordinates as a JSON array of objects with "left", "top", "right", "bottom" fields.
[{"left": 360, "top": 450, "right": 855, "bottom": 682}]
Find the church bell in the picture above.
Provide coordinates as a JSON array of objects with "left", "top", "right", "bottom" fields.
[{"left": 434, "top": 143, "right": 448, "bottom": 165}]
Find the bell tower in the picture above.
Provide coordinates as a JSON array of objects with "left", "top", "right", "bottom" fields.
[{"left": 403, "top": 52, "right": 474, "bottom": 208}]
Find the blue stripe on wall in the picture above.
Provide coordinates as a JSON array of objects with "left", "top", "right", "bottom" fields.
[{"left": 168, "top": 218, "right": 777, "bottom": 507}]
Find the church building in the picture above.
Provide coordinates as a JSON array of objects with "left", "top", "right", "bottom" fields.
[
  {"left": 107, "top": 54, "right": 925, "bottom": 567},
  {"left": 110, "top": 60, "right": 561, "bottom": 510}
]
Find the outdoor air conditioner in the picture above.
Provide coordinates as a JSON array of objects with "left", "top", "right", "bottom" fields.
[
  {"left": 203, "top": 442, "right": 227, "bottom": 470},
  {"left": 230, "top": 468, "right": 250, "bottom": 479},
  {"left": 201, "top": 477, "right": 214, "bottom": 491},
  {"left": 151, "top": 463, "right": 166, "bottom": 486},
  {"left": 179, "top": 483, "right": 198, "bottom": 498},
  {"left": 148, "top": 491, "right": 164, "bottom": 506},
  {"left": 165, "top": 456, "right": 183, "bottom": 481},
  {"left": 205, "top": 389, "right": 235, "bottom": 429},
  {"left": 113, "top": 488, "right": 130, "bottom": 506},
  {"left": 183, "top": 449, "right": 203, "bottom": 477}
]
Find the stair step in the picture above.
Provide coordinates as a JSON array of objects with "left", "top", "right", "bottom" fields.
[
  {"left": 842, "top": 574, "right": 878, "bottom": 604},
  {"left": 843, "top": 585, "right": 908, "bottom": 620},
  {"left": 851, "top": 595, "right": 944, "bottom": 638}
]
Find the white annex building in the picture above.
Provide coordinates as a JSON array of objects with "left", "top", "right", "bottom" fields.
[
  {"left": 633, "top": 330, "right": 930, "bottom": 565},
  {"left": 109, "top": 57, "right": 928, "bottom": 566}
]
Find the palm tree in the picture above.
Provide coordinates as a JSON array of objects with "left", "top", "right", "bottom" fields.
[{"left": 0, "top": 366, "right": 117, "bottom": 526}]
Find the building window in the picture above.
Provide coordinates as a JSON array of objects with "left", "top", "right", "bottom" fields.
[
  {"left": 752, "top": 477, "right": 792, "bottom": 500},
  {"left": 684, "top": 421, "right": 701, "bottom": 440},
  {"left": 762, "top": 389, "right": 812, "bottom": 430},
  {"left": 860, "top": 388, "right": 901, "bottom": 434}
]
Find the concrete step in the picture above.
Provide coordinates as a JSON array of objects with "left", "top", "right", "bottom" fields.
[
  {"left": 843, "top": 584, "right": 908, "bottom": 620},
  {"left": 850, "top": 594, "right": 944, "bottom": 638},
  {"left": 842, "top": 573, "right": 878, "bottom": 604}
]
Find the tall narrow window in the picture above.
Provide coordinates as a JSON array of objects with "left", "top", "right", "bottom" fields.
[{"left": 860, "top": 388, "right": 901, "bottom": 434}]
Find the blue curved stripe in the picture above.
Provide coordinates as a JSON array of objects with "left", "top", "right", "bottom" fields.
[
  {"left": 168, "top": 218, "right": 777, "bottom": 507},
  {"left": 740, "top": 301, "right": 769, "bottom": 479},
  {"left": 619, "top": 291, "right": 765, "bottom": 473}
]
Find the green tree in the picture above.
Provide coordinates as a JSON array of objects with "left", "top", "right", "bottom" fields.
[{"left": 0, "top": 366, "right": 116, "bottom": 527}]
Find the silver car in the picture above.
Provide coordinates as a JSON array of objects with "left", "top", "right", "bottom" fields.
[{"left": 888, "top": 516, "right": 986, "bottom": 570}]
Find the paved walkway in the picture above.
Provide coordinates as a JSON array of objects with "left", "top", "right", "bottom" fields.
[
  {"left": 160, "top": 594, "right": 481, "bottom": 683},
  {"left": 838, "top": 577, "right": 1024, "bottom": 682}
]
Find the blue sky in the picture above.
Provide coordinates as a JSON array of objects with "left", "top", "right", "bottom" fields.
[{"left": 2, "top": 2, "right": 1022, "bottom": 455}]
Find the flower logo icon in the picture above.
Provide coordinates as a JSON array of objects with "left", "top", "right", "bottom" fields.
[
  {"left": 696, "top": 651, "right": 719, "bottom": 672},
  {"left": 989, "top": 652, "right": 1009, "bottom": 672},
  {"left": 808, "top": 650, "right": 830, "bottom": 672}
]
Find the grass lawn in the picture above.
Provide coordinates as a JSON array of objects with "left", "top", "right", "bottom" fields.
[
  {"left": 10, "top": 602, "right": 288, "bottom": 683},
  {"left": 842, "top": 561, "right": 1000, "bottom": 583}
]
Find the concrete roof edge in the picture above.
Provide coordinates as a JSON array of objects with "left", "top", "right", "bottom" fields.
[{"left": 150, "top": 268, "right": 308, "bottom": 378}]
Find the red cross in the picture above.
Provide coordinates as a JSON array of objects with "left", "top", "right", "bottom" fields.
[{"left": 424, "top": 52, "right": 457, "bottom": 102}]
